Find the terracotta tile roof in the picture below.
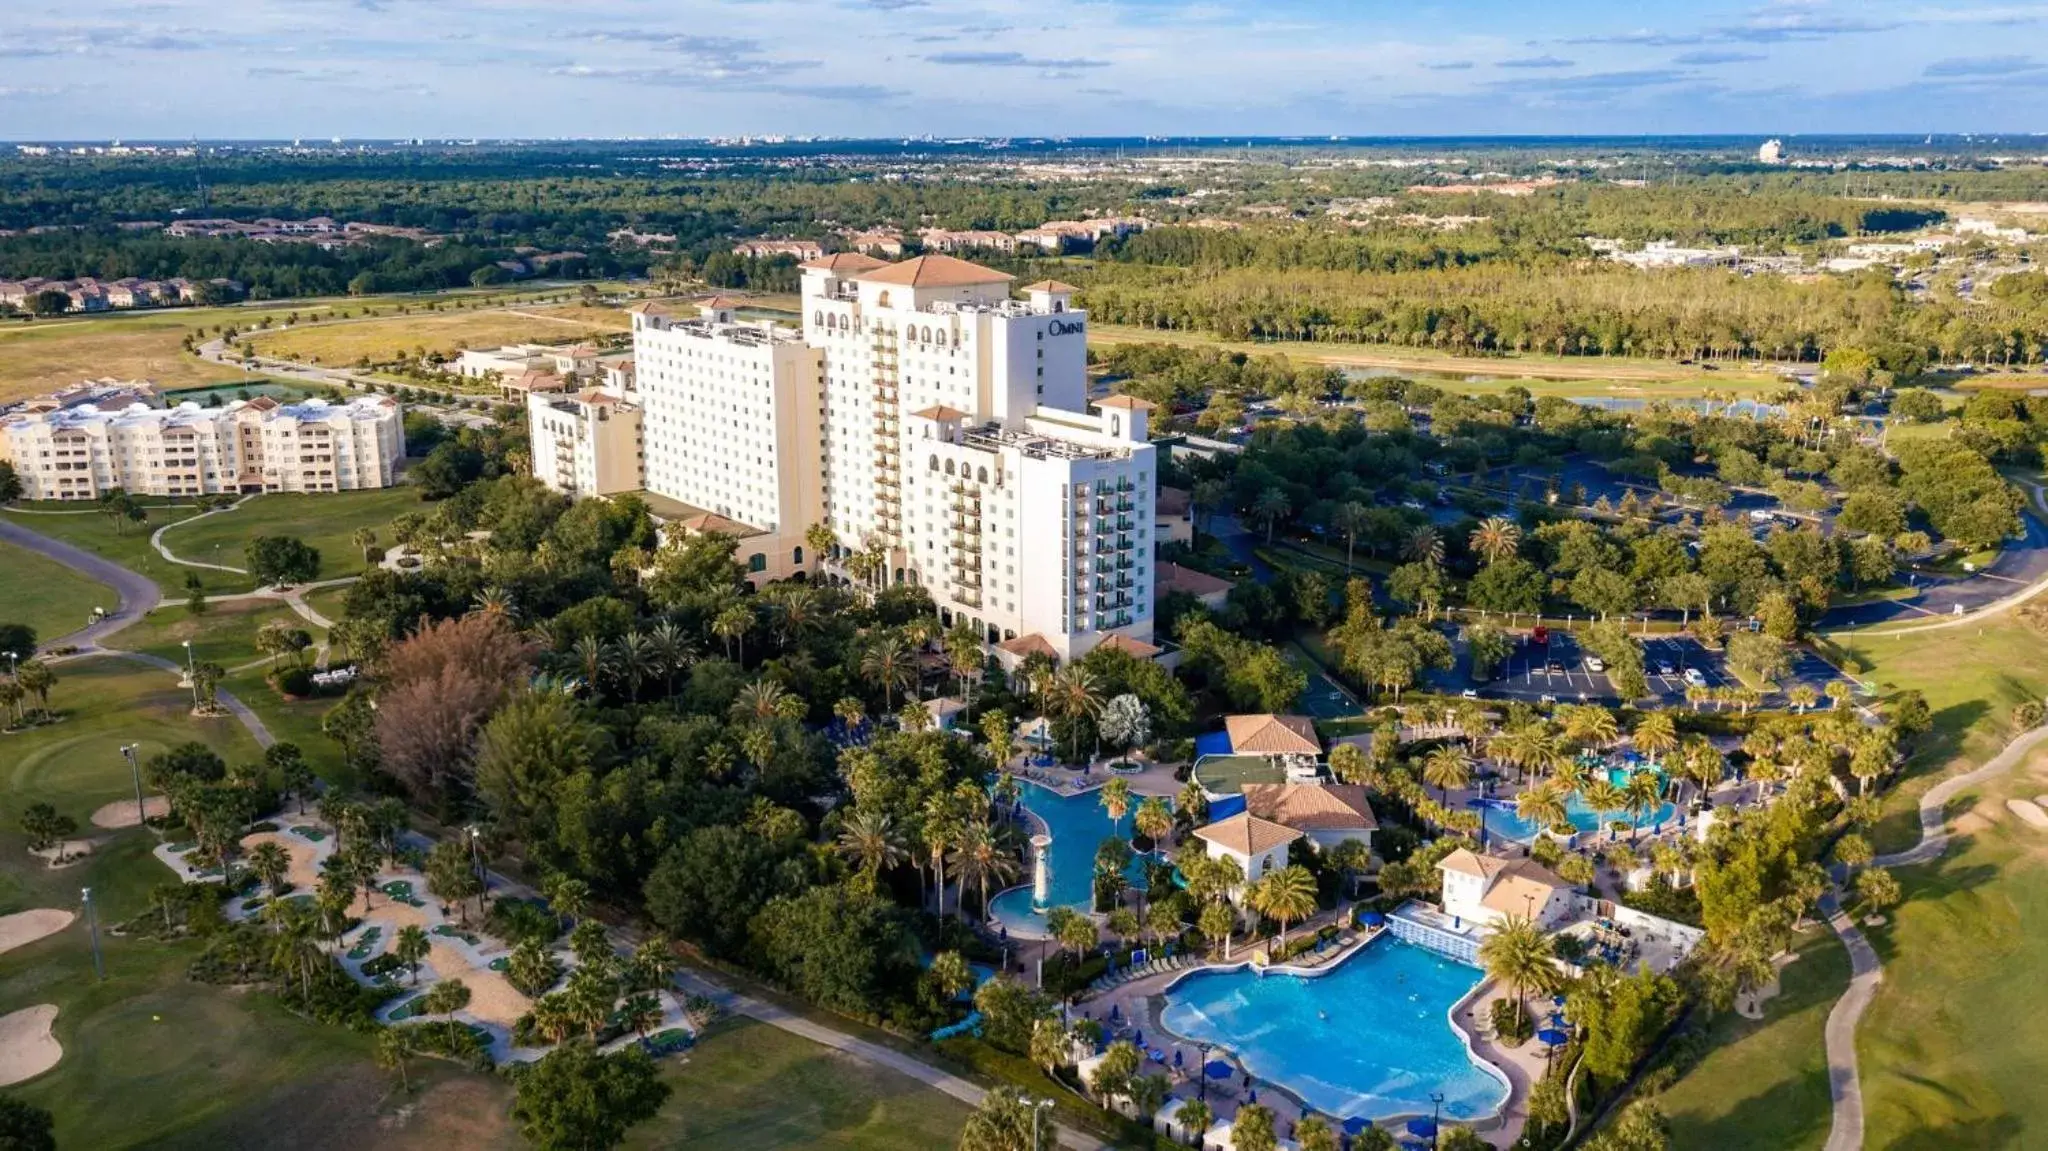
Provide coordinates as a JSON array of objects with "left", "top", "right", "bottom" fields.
[
  {"left": 801, "top": 252, "right": 889, "bottom": 273},
  {"left": 997, "top": 633, "right": 1058, "bottom": 660},
  {"left": 625, "top": 301, "right": 674, "bottom": 315},
  {"left": 1093, "top": 395, "right": 1157, "bottom": 411},
  {"left": 674, "top": 511, "right": 757, "bottom": 536},
  {"left": 910, "top": 404, "right": 971, "bottom": 422},
  {"left": 1438, "top": 849, "right": 1570, "bottom": 916},
  {"left": 1096, "top": 633, "right": 1161, "bottom": 658},
  {"left": 1239, "top": 783, "right": 1377, "bottom": 832},
  {"left": 698, "top": 296, "right": 741, "bottom": 309},
  {"left": 1193, "top": 813, "right": 1304, "bottom": 857},
  {"left": 1020, "top": 279, "right": 1081, "bottom": 292},
  {"left": 1224, "top": 714, "right": 1321, "bottom": 757},
  {"left": 857, "top": 254, "right": 1014, "bottom": 288},
  {"left": 1157, "top": 562, "right": 1233, "bottom": 599}
]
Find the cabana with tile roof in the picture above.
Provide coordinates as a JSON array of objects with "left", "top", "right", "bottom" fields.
[{"left": 1191, "top": 813, "right": 1303, "bottom": 890}]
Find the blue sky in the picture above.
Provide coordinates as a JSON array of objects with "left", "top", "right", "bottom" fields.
[{"left": 3, "top": 0, "right": 2047, "bottom": 139}]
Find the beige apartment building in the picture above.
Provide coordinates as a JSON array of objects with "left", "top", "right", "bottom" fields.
[
  {"left": 527, "top": 388, "right": 644, "bottom": 499},
  {"left": 0, "top": 394, "right": 404, "bottom": 500}
]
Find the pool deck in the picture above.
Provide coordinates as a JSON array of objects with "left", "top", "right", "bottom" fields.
[{"left": 1080, "top": 924, "right": 1543, "bottom": 1148}]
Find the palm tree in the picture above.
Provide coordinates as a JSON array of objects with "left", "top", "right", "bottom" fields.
[
  {"left": 1632, "top": 710, "right": 1678, "bottom": 764},
  {"left": 1469, "top": 516, "right": 1522, "bottom": 565},
  {"left": 1296, "top": 1115, "right": 1338, "bottom": 1151},
  {"left": 712, "top": 603, "right": 753, "bottom": 664},
  {"left": 352, "top": 527, "right": 378, "bottom": 562},
  {"left": 1680, "top": 739, "right": 1724, "bottom": 802},
  {"left": 1515, "top": 782, "right": 1570, "bottom": 836},
  {"left": 1333, "top": 500, "right": 1372, "bottom": 569},
  {"left": 15, "top": 660, "right": 56, "bottom": 718},
  {"left": 1477, "top": 914, "right": 1560, "bottom": 1006},
  {"left": 1251, "top": 865, "right": 1319, "bottom": 950},
  {"left": 1176, "top": 777, "right": 1210, "bottom": 826},
  {"left": 731, "top": 678, "right": 792, "bottom": 724},
  {"left": 620, "top": 993, "right": 664, "bottom": 1046},
  {"left": 804, "top": 522, "right": 837, "bottom": 577},
  {"left": 1047, "top": 665, "right": 1102, "bottom": 763},
  {"left": 773, "top": 585, "right": 823, "bottom": 647},
  {"left": 1403, "top": 525, "right": 1444, "bottom": 568},
  {"left": 542, "top": 873, "right": 591, "bottom": 927},
  {"left": 1029, "top": 1015, "right": 1071, "bottom": 1075},
  {"left": 860, "top": 634, "right": 917, "bottom": 711},
  {"left": 1421, "top": 745, "right": 1472, "bottom": 805},
  {"left": 471, "top": 585, "right": 515, "bottom": 620},
  {"left": 922, "top": 793, "right": 964, "bottom": 915},
  {"left": 1559, "top": 704, "right": 1618, "bottom": 750},
  {"left": 929, "top": 950, "right": 973, "bottom": 1002},
  {"left": 611, "top": 630, "right": 656, "bottom": 701},
  {"left": 1622, "top": 769, "right": 1665, "bottom": 834},
  {"left": 1582, "top": 778, "right": 1627, "bottom": 827},
  {"left": 249, "top": 841, "right": 291, "bottom": 894},
  {"left": 630, "top": 934, "right": 680, "bottom": 1009},
  {"left": 569, "top": 635, "right": 613, "bottom": 695},
  {"left": 1788, "top": 683, "right": 1820, "bottom": 713},
  {"left": 375, "top": 1026, "right": 415, "bottom": 1094},
  {"left": 530, "top": 995, "right": 578, "bottom": 1045},
  {"left": 950, "top": 820, "right": 1020, "bottom": 917},
  {"left": 837, "top": 810, "right": 908, "bottom": 885},
  {"left": 1825, "top": 680, "right": 1854, "bottom": 711},
  {"left": 394, "top": 924, "right": 430, "bottom": 984},
  {"left": 1133, "top": 797, "right": 1172, "bottom": 848},
  {"left": 1250, "top": 487, "right": 1291, "bottom": 544},
  {"left": 1098, "top": 777, "right": 1132, "bottom": 832},
  {"left": 833, "top": 695, "right": 867, "bottom": 735},
  {"left": 646, "top": 619, "right": 697, "bottom": 696}
]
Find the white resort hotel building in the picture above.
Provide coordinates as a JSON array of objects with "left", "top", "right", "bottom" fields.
[
  {"left": 0, "top": 394, "right": 404, "bottom": 500},
  {"left": 579, "top": 252, "right": 1158, "bottom": 660}
]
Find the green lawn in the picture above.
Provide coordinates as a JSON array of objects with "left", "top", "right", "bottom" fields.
[
  {"left": 5, "top": 656, "right": 266, "bottom": 825},
  {"left": 624, "top": 1018, "right": 970, "bottom": 1150},
  {"left": 1658, "top": 931, "right": 1849, "bottom": 1151},
  {"left": 0, "top": 506, "right": 235, "bottom": 595},
  {"left": 0, "top": 537, "right": 114, "bottom": 647},
  {"left": 156, "top": 488, "right": 420, "bottom": 586},
  {"left": 109, "top": 598, "right": 323, "bottom": 671}
]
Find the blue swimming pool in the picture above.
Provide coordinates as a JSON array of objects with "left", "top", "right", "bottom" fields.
[
  {"left": 1479, "top": 793, "right": 1677, "bottom": 843},
  {"left": 987, "top": 781, "right": 1157, "bottom": 937},
  {"left": 1159, "top": 937, "right": 1507, "bottom": 1121},
  {"left": 1194, "top": 730, "right": 1234, "bottom": 758}
]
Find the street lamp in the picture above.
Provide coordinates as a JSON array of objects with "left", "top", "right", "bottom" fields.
[
  {"left": 465, "top": 825, "right": 487, "bottom": 914},
  {"left": 1196, "top": 1041, "right": 1213, "bottom": 1103},
  {"left": 1430, "top": 1092, "right": 1444, "bottom": 1151},
  {"left": 122, "top": 744, "right": 145, "bottom": 827},
  {"left": 81, "top": 887, "right": 103, "bottom": 981},
  {"left": 180, "top": 639, "right": 197, "bottom": 709},
  {"left": 1030, "top": 1097, "right": 1055, "bottom": 1151}
]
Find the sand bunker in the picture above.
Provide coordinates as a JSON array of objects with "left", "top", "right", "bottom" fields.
[
  {"left": 2006, "top": 798, "right": 2048, "bottom": 829},
  {"left": 90, "top": 796, "right": 169, "bottom": 829},
  {"left": 0, "top": 1005, "right": 60, "bottom": 1087},
  {"left": 353, "top": 895, "right": 431, "bottom": 930},
  {"left": 424, "top": 942, "right": 529, "bottom": 1027},
  {"left": 30, "top": 841, "right": 91, "bottom": 868},
  {"left": 0, "top": 910, "right": 74, "bottom": 956}
]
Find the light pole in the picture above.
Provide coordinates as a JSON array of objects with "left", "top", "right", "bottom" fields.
[
  {"left": 1430, "top": 1092, "right": 1444, "bottom": 1151},
  {"left": 180, "top": 639, "right": 197, "bottom": 709},
  {"left": 122, "top": 744, "right": 145, "bottom": 827},
  {"left": 81, "top": 887, "right": 103, "bottom": 981},
  {"left": 1196, "top": 1041, "right": 1213, "bottom": 1103},
  {"left": 465, "top": 825, "right": 487, "bottom": 914},
  {"left": 1031, "top": 1097, "right": 1054, "bottom": 1151}
]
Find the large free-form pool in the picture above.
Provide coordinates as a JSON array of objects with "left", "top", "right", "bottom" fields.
[
  {"left": 987, "top": 780, "right": 1156, "bottom": 937},
  {"left": 1479, "top": 792, "right": 1677, "bottom": 844},
  {"left": 1159, "top": 937, "right": 1508, "bottom": 1121}
]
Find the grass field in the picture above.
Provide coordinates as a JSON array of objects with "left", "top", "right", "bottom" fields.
[
  {"left": 4, "top": 657, "right": 266, "bottom": 824},
  {"left": 0, "top": 505, "right": 237, "bottom": 594},
  {"left": 109, "top": 598, "right": 323, "bottom": 671},
  {"left": 247, "top": 308, "right": 624, "bottom": 368},
  {"left": 625, "top": 1018, "right": 969, "bottom": 1151},
  {"left": 0, "top": 537, "right": 114, "bottom": 646},
  {"left": 1658, "top": 931, "right": 1849, "bottom": 1151},
  {"left": 157, "top": 489, "right": 420, "bottom": 586},
  {"left": 1088, "top": 323, "right": 1783, "bottom": 396}
]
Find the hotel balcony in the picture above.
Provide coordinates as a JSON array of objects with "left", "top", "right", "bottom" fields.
[
  {"left": 956, "top": 591, "right": 984, "bottom": 609},
  {"left": 950, "top": 533, "right": 982, "bottom": 553}
]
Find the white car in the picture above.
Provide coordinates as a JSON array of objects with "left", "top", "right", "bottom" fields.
[
  {"left": 1460, "top": 689, "right": 1480, "bottom": 699},
  {"left": 1683, "top": 668, "right": 1707, "bottom": 686},
  {"left": 1583, "top": 656, "right": 1606, "bottom": 673}
]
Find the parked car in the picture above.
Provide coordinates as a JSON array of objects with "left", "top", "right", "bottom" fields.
[
  {"left": 1683, "top": 668, "right": 1707, "bottom": 686},
  {"left": 1584, "top": 656, "right": 1606, "bottom": 673},
  {"left": 1530, "top": 625, "right": 1550, "bottom": 645},
  {"left": 1655, "top": 661, "right": 1676, "bottom": 676},
  {"left": 1460, "top": 689, "right": 1480, "bottom": 699}
]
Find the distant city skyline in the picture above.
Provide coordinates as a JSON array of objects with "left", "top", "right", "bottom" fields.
[{"left": 4, "top": 0, "right": 2047, "bottom": 139}]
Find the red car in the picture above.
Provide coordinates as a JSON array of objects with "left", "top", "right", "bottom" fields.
[{"left": 1530, "top": 625, "right": 1550, "bottom": 646}]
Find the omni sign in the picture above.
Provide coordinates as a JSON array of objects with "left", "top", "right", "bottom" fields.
[{"left": 1046, "top": 318, "right": 1085, "bottom": 336}]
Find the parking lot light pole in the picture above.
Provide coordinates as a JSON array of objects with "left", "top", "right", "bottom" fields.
[{"left": 122, "top": 744, "right": 145, "bottom": 827}]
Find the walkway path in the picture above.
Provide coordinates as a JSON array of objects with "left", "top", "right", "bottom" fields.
[
  {"left": 1818, "top": 721, "right": 2048, "bottom": 1149},
  {"left": 149, "top": 496, "right": 254, "bottom": 574},
  {"left": 0, "top": 516, "right": 160, "bottom": 648},
  {"left": 1825, "top": 482, "right": 2048, "bottom": 638}
]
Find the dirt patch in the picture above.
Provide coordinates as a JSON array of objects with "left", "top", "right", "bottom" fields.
[
  {"left": 0, "top": 909, "right": 74, "bottom": 955},
  {"left": 0, "top": 1005, "right": 60, "bottom": 1087},
  {"left": 151, "top": 1063, "right": 515, "bottom": 1151},
  {"left": 1953, "top": 806, "right": 1998, "bottom": 837},
  {"left": 1736, "top": 950, "right": 1802, "bottom": 1020},
  {"left": 2006, "top": 798, "right": 2048, "bottom": 829},
  {"left": 424, "top": 942, "right": 529, "bottom": 1028},
  {"left": 30, "top": 840, "right": 92, "bottom": 868},
  {"left": 91, "top": 795, "right": 169, "bottom": 828},
  {"left": 353, "top": 896, "right": 431, "bottom": 931}
]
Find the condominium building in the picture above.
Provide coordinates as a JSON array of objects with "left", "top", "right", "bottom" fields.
[
  {"left": 527, "top": 388, "right": 644, "bottom": 499},
  {"left": 609, "top": 253, "right": 1157, "bottom": 659},
  {"left": 0, "top": 395, "right": 403, "bottom": 500}
]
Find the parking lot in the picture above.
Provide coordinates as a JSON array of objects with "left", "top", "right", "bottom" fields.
[{"left": 1434, "top": 629, "right": 1856, "bottom": 708}]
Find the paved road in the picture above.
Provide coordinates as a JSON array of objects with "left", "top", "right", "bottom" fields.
[
  {"left": 0, "top": 514, "right": 160, "bottom": 648},
  {"left": 1820, "top": 510, "right": 2048, "bottom": 628}
]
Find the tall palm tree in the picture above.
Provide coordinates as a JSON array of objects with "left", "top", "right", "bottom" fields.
[
  {"left": 950, "top": 819, "right": 1020, "bottom": 918},
  {"left": 861, "top": 634, "right": 918, "bottom": 711},
  {"left": 249, "top": 841, "right": 291, "bottom": 894},
  {"left": 1559, "top": 704, "right": 1619, "bottom": 750},
  {"left": 1048, "top": 665, "right": 1103, "bottom": 763},
  {"left": 569, "top": 635, "right": 613, "bottom": 696},
  {"left": 1251, "top": 865, "right": 1318, "bottom": 949},
  {"left": 1250, "top": 487, "right": 1291, "bottom": 544},
  {"left": 1133, "top": 797, "right": 1173, "bottom": 848},
  {"left": 803, "top": 522, "right": 837, "bottom": 577},
  {"left": 1622, "top": 769, "right": 1665, "bottom": 834},
  {"left": 836, "top": 810, "right": 908, "bottom": 885},
  {"left": 712, "top": 604, "right": 753, "bottom": 664},
  {"left": 1680, "top": 738, "right": 1724, "bottom": 802},
  {"left": 731, "top": 678, "right": 792, "bottom": 725},
  {"left": 1632, "top": 710, "right": 1678, "bottom": 765},
  {"left": 1403, "top": 525, "right": 1444, "bottom": 568},
  {"left": 1582, "top": 778, "right": 1628, "bottom": 829},
  {"left": 1098, "top": 777, "right": 1132, "bottom": 832},
  {"left": 1478, "top": 914, "right": 1560, "bottom": 1006},
  {"left": 1469, "top": 516, "right": 1522, "bottom": 566},
  {"left": 773, "top": 585, "right": 822, "bottom": 646},
  {"left": 352, "top": 527, "right": 378, "bottom": 562},
  {"left": 646, "top": 619, "right": 696, "bottom": 696},
  {"left": 1334, "top": 500, "right": 1372, "bottom": 568},
  {"left": 1421, "top": 745, "right": 1472, "bottom": 805},
  {"left": 922, "top": 793, "right": 964, "bottom": 915},
  {"left": 613, "top": 630, "right": 656, "bottom": 701},
  {"left": 631, "top": 935, "right": 680, "bottom": 1009},
  {"left": 1516, "top": 781, "right": 1571, "bottom": 836}
]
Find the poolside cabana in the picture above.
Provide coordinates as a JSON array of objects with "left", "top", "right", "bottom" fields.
[{"left": 1192, "top": 813, "right": 1304, "bottom": 891}]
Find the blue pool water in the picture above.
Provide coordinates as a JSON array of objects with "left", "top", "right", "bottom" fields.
[
  {"left": 1194, "top": 730, "right": 1234, "bottom": 757},
  {"left": 1480, "top": 793, "right": 1677, "bottom": 843},
  {"left": 1159, "top": 937, "right": 1507, "bottom": 1121},
  {"left": 987, "top": 781, "right": 1157, "bottom": 937}
]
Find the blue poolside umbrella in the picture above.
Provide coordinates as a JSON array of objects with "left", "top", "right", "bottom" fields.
[
  {"left": 1362, "top": 910, "right": 1385, "bottom": 927},
  {"left": 1133, "top": 1030, "right": 1144, "bottom": 1047},
  {"left": 1405, "top": 1116, "right": 1437, "bottom": 1139},
  {"left": 1109, "top": 1004, "right": 1121, "bottom": 1022},
  {"left": 1204, "top": 1060, "right": 1234, "bottom": 1080},
  {"left": 1343, "top": 1116, "right": 1373, "bottom": 1136},
  {"left": 1174, "top": 1049, "right": 1184, "bottom": 1068},
  {"left": 1539, "top": 1028, "right": 1570, "bottom": 1047},
  {"left": 1248, "top": 1089, "right": 1258, "bottom": 1105}
]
